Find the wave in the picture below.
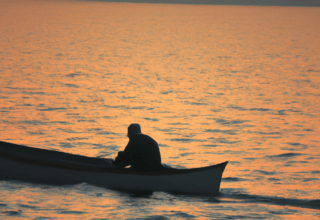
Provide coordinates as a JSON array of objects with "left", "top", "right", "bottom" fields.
[
  {"left": 204, "top": 129, "right": 237, "bottom": 135},
  {"left": 267, "top": 153, "right": 303, "bottom": 158},
  {"left": 222, "top": 177, "right": 248, "bottom": 182}
]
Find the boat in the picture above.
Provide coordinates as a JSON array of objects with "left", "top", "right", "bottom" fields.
[{"left": 0, "top": 141, "right": 228, "bottom": 196}]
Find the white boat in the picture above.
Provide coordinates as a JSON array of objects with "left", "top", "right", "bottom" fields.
[{"left": 0, "top": 141, "right": 227, "bottom": 196}]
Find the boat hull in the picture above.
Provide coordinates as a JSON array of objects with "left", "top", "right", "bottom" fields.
[{"left": 0, "top": 141, "right": 227, "bottom": 196}]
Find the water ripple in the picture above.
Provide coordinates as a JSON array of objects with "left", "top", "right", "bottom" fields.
[
  {"left": 222, "top": 177, "right": 248, "bottom": 182},
  {"left": 39, "top": 107, "right": 67, "bottom": 111},
  {"left": 58, "top": 210, "right": 88, "bottom": 215},
  {"left": 209, "top": 137, "right": 240, "bottom": 144},
  {"left": 60, "top": 142, "right": 75, "bottom": 148},
  {"left": 204, "top": 129, "right": 237, "bottom": 135},
  {"left": 267, "top": 153, "right": 303, "bottom": 158},
  {"left": 214, "top": 118, "right": 249, "bottom": 126},
  {"left": 2, "top": 210, "right": 22, "bottom": 216},
  {"left": 170, "top": 138, "right": 206, "bottom": 143},
  {"left": 144, "top": 117, "right": 159, "bottom": 122}
]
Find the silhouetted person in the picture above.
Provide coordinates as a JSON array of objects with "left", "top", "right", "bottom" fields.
[{"left": 112, "top": 123, "right": 162, "bottom": 171}]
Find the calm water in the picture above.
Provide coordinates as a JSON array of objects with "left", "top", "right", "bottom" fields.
[{"left": 1, "top": 1, "right": 320, "bottom": 219}]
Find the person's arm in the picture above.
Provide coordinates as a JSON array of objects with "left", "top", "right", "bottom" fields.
[
  {"left": 124, "top": 139, "right": 134, "bottom": 155},
  {"left": 112, "top": 139, "right": 134, "bottom": 167}
]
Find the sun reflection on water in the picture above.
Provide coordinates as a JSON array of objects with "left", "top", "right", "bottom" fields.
[{"left": 0, "top": 1, "right": 320, "bottom": 218}]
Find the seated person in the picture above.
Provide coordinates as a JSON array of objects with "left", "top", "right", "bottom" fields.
[{"left": 112, "top": 123, "right": 162, "bottom": 171}]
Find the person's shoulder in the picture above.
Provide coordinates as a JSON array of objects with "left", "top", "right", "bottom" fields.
[
  {"left": 141, "top": 133, "right": 154, "bottom": 139},
  {"left": 129, "top": 133, "right": 143, "bottom": 139},
  {"left": 132, "top": 133, "right": 154, "bottom": 141},
  {"left": 132, "top": 133, "right": 148, "bottom": 139},
  {"left": 142, "top": 134, "right": 158, "bottom": 144}
]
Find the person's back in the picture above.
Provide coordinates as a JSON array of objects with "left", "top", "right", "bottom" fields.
[
  {"left": 124, "top": 133, "right": 161, "bottom": 171},
  {"left": 113, "top": 124, "right": 162, "bottom": 171}
]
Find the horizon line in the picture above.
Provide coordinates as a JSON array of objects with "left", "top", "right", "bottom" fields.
[{"left": 80, "top": 0, "right": 320, "bottom": 7}]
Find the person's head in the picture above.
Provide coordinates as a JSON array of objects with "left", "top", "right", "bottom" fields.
[{"left": 127, "top": 123, "right": 141, "bottom": 137}]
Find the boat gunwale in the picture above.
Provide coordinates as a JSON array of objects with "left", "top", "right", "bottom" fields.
[{"left": 0, "top": 141, "right": 228, "bottom": 176}]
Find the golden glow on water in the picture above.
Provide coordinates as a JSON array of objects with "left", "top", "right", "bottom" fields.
[{"left": 0, "top": 1, "right": 320, "bottom": 218}]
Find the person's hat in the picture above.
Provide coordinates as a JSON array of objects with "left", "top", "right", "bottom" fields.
[{"left": 127, "top": 123, "right": 141, "bottom": 137}]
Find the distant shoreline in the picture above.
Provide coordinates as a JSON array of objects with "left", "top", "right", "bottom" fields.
[{"left": 81, "top": 0, "right": 320, "bottom": 7}]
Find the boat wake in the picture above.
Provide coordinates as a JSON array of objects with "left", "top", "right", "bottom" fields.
[{"left": 220, "top": 189, "right": 320, "bottom": 210}]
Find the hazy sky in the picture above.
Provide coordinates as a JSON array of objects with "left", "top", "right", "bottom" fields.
[
  {"left": 86, "top": 0, "right": 320, "bottom": 7},
  {"left": 1, "top": 0, "right": 319, "bottom": 6}
]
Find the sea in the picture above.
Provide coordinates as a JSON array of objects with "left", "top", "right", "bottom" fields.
[{"left": 0, "top": 0, "right": 320, "bottom": 219}]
